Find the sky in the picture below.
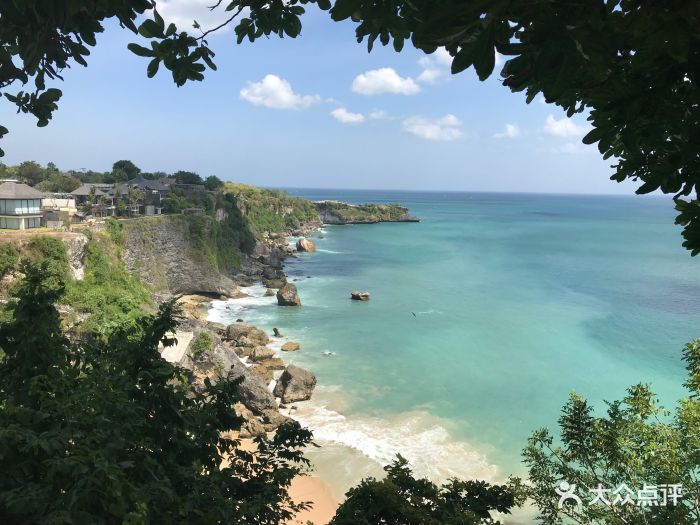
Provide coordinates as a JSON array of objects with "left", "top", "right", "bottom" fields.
[{"left": 0, "top": 1, "right": 640, "bottom": 194}]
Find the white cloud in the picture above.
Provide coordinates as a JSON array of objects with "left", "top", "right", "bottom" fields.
[
  {"left": 495, "top": 52, "right": 504, "bottom": 68},
  {"left": 543, "top": 114, "right": 587, "bottom": 138},
  {"left": 352, "top": 68, "right": 421, "bottom": 96},
  {"left": 369, "top": 109, "right": 389, "bottom": 120},
  {"left": 493, "top": 123, "right": 521, "bottom": 139},
  {"left": 331, "top": 107, "right": 365, "bottom": 124},
  {"left": 417, "top": 49, "right": 453, "bottom": 85},
  {"left": 240, "top": 75, "right": 320, "bottom": 110},
  {"left": 402, "top": 114, "right": 462, "bottom": 141},
  {"left": 155, "top": 0, "right": 235, "bottom": 32}
]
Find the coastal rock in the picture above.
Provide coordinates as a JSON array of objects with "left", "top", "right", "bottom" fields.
[
  {"left": 177, "top": 295, "right": 211, "bottom": 320},
  {"left": 264, "top": 278, "right": 287, "bottom": 289},
  {"left": 257, "top": 357, "right": 285, "bottom": 370},
  {"left": 296, "top": 238, "right": 316, "bottom": 253},
  {"left": 63, "top": 234, "right": 89, "bottom": 281},
  {"left": 249, "top": 365, "right": 273, "bottom": 384},
  {"left": 206, "top": 321, "right": 227, "bottom": 335},
  {"left": 250, "top": 346, "right": 275, "bottom": 362},
  {"left": 277, "top": 283, "right": 301, "bottom": 306},
  {"left": 351, "top": 291, "right": 370, "bottom": 301},
  {"left": 233, "top": 403, "right": 266, "bottom": 438},
  {"left": 225, "top": 323, "right": 270, "bottom": 346},
  {"left": 273, "top": 327, "right": 283, "bottom": 337},
  {"left": 261, "top": 409, "right": 292, "bottom": 432},
  {"left": 273, "top": 364, "right": 316, "bottom": 403},
  {"left": 281, "top": 341, "right": 300, "bottom": 352},
  {"left": 265, "top": 288, "right": 275, "bottom": 297},
  {"left": 233, "top": 346, "right": 252, "bottom": 358},
  {"left": 204, "top": 344, "right": 277, "bottom": 414}
]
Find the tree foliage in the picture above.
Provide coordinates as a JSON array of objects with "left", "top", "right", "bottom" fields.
[
  {"left": 523, "top": 339, "right": 700, "bottom": 524},
  {"left": 331, "top": 455, "right": 522, "bottom": 525},
  {"left": 0, "top": 259, "right": 314, "bottom": 524}
]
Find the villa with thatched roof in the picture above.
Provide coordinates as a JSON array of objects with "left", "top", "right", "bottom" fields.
[{"left": 0, "top": 181, "right": 44, "bottom": 229}]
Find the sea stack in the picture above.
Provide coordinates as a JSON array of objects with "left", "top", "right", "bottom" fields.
[
  {"left": 351, "top": 291, "right": 370, "bottom": 301},
  {"left": 277, "top": 283, "right": 301, "bottom": 306},
  {"left": 296, "top": 238, "right": 316, "bottom": 252}
]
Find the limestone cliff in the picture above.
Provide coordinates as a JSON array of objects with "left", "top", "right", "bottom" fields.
[{"left": 122, "top": 215, "right": 242, "bottom": 297}]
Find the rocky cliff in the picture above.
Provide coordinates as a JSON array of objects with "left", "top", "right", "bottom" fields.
[
  {"left": 122, "top": 216, "right": 241, "bottom": 297},
  {"left": 314, "top": 201, "right": 420, "bottom": 224}
]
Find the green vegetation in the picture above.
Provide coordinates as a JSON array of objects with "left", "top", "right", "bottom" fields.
[
  {"left": 332, "top": 455, "right": 521, "bottom": 524},
  {"left": 225, "top": 183, "right": 318, "bottom": 233},
  {"left": 523, "top": 339, "right": 700, "bottom": 524},
  {"left": 190, "top": 331, "right": 214, "bottom": 360},
  {"left": 64, "top": 228, "right": 151, "bottom": 338},
  {"left": 0, "top": 261, "right": 313, "bottom": 524},
  {"left": 316, "top": 201, "right": 414, "bottom": 223},
  {"left": 0, "top": 243, "right": 19, "bottom": 280}
]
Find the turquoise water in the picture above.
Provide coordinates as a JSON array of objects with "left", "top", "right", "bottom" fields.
[{"left": 210, "top": 191, "right": 700, "bottom": 503}]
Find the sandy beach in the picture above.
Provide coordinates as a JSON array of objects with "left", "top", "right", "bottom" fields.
[{"left": 288, "top": 475, "right": 339, "bottom": 525}]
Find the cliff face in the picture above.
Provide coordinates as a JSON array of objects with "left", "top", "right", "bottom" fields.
[
  {"left": 122, "top": 216, "right": 240, "bottom": 297},
  {"left": 314, "top": 201, "right": 420, "bottom": 224}
]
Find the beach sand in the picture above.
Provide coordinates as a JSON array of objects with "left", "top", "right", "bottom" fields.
[{"left": 288, "top": 475, "right": 339, "bottom": 525}]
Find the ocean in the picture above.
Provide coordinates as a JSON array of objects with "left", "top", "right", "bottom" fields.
[{"left": 208, "top": 190, "right": 700, "bottom": 508}]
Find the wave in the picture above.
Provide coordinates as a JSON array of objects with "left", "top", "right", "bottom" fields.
[{"left": 289, "top": 401, "right": 500, "bottom": 485}]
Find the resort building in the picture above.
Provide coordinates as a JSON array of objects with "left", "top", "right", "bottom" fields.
[{"left": 0, "top": 181, "right": 44, "bottom": 229}]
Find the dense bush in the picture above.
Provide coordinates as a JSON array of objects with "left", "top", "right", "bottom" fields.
[{"left": 0, "top": 243, "right": 19, "bottom": 279}]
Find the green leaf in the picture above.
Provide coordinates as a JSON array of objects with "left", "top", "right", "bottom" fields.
[
  {"left": 127, "top": 43, "right": 154, "bottom": 58},
  {"left": 147, "top": 58, "right": 160, "bottom": 78}
]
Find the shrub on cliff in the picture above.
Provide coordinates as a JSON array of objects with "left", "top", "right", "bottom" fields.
[{"left": 0, "top": 261, "right": 313, "bottom": 523}]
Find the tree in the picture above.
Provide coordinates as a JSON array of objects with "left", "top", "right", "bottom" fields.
[
  {"left": 16, "top": 160, "right": 45, "bottom": 185},
  {"left": 0, "top": 260, "right": 314, "bottom": 523},
  {"left": 174, "top": 170, "right": 203, "bottom": 185},
  {"left": 331, "top": 455, "right": 522, "bottom": 525},
  {"left": 112, "top": 160, "right": 141, "bottom": 180},
  {"left": 523, "top": 339, "right": 700, "bottom": 524},
  {"left": 205, "top": 175, "right": 225, "bottom": 191}
]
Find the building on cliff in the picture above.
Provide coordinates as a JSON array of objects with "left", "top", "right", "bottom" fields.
[{"left": 0, "top": 181, "right": 44, "bottom": 229}]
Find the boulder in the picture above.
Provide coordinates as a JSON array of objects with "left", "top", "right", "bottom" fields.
[
  {"left": 351, "top": 291, "right": 370, "bottom": 301},
  {"left": 249, "top": 346, "right": 275, "bottom": 362},
  {"left": 265, "top": 288, "right": 275, "bottom": 297},
  {"left": 296, "top": 238, "right": 316, "bottom": 253},
  {"left": 257, "top": 357, "right": 285, "bottom": 370},
  {"left": 273, "top": 364, "right": 317, "bottom": 403},
  {"left": 277, "top": 283, "right": 301, "bottom": 306},
  {"left": 233, "top": 346, "right": 253, "bottom": 358},
  {"left": 281, "top": 341, "right": 300, "bottom": 352},
  {"left": 205, "top": 344, "right": 277, "bottom": 414},
  {"left": 225, "top": 323, "right": 270, "bottom": 346},
  {"left": 249, "top": 365, "right": 273, "bottom": 384},
  {"left": 273, "top": 327, "right": 283, "bottom": 337},
  {"left": 233, "top": 403, "right": 266, "bottom": 438},
  {"left": 264, "top": 278, "right": 287, "bottom": 289},
  {"left": 261, "top": 409, "right": 292, "bottom": 432}
]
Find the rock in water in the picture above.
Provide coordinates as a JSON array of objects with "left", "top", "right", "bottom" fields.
[
  {"left": 277, "top": 283, "right": 301, "bottom": 306},
  {"left": 265, "top": 288, "right": 275, "bottom": 297},
  {"left": 281, "top": 341, "right": 300, "bottom": 352},
  {"left": 273, "top": 327, "right": 283, "bottom": 337},
  {"left": 273, "top": 364, "right": 317, "bottom": 403},
  {"left": 296, "top": 238, "right": 317, "bottom": 252},
  {"left": 351, "top": 291, "right": 370, "bottom": 301}
]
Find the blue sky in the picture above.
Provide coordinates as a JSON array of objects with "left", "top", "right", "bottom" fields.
[{"left": 0, "top": 1, "right": 638, "bottom": 194}]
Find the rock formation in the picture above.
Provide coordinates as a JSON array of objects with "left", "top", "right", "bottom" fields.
[
  {"left": 277, "top": 283, "right": 301, "bottom": 306},
  {"left": 273, "top": 364, "right": 316, "bottom": 403},
  {"left": 281, "top": 341, "right": 300, "bottom": 352},
  {"left": 351, "top": 291, "right": 370, "bottom": 301},
  {"left": 296, "top": 238, "right": 316, "bottom": 252}
]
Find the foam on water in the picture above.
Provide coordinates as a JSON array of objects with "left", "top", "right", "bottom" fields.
[{"left": 289, "top": 400, "right": 500, "bottom": 485}]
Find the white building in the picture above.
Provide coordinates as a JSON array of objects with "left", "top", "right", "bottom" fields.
[{"left": 0, "top": 181, "right": 44, "bottom": 229}]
